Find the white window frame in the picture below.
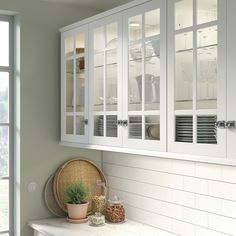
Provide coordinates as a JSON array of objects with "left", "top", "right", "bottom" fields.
[{"left": 0, "top": 14, "right": 14, "bottom": 236}]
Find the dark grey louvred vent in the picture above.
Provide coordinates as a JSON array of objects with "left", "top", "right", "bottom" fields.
[
  {"left": 175, "top": 116, "right": 193, "bottom": 143},
  {"left": 197, "top": 116, "right": 217, "bottom": 144}
]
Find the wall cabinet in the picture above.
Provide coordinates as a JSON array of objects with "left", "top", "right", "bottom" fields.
[{"left": 60, "top": 0, "right": 236, "bottom": 164}]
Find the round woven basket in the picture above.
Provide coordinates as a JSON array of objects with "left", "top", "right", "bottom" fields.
[{"left": 53, "top": 158, "right": 107, "bottom": 214}]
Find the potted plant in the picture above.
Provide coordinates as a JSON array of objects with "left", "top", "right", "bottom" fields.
[{"left": 65, "top": 181, "right": 89, "bottom": 220}]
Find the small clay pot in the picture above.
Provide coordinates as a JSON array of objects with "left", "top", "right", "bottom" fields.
[{"left": 67, "top": 202, "right": 89, "bottom": 219}]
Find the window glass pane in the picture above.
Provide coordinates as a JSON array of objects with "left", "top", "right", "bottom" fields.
[
  {"left": 129, "top": 15, "right": 142, "bottom": 42},
  {"left": 175, "top": 116, "right": 193, "bottom": 143},
  {"left": 145, "top": 9, "right": 160, "bottom": 38},
  {"left": 129, "top": 116, "right": 142, "bottom": 139},
  {"left": 197, "top": 0, "right": 217, "bottom": 25},
  {"left": 66, "top": 116, "right": 73, "bottom": 134},
  {"left": 94, "top": 115, "right": 103, "bottom": 136},
  {"left": 76, "top": 116, "right": 84, "bottom": 135},
  {"left": 175, "top": 0, "right": 193, "bottom": 30},
  {"left": 65, "top": 36, "right": 74, "bottom": 58},
  {"left": 93, "top": 67, "right": 104, "bottom": 111},
  {"left": 145, "top": 116, "right": 160, "bottom": 140},
  {"left": 0, "top": 72, "right": 9, "bottom": 123},
  {"left": 175, "top": 32, "right": 193, "bottom": 110},
  {"left": 106, "top": 23, "right": 117, "bottom": 50},
  {"left": 0, "top": 126, "right": 9, "bottom": 177},
  {"left": 106, "top": 115, "right": 117, "bottom": 137},
  {"left": 75, "top": 33, "right": 85, "bottom": 56},
  {"left": 76, "top": 58, "right": 85, "bottom": 112},
  {"left": 94, "top": 27, "right": 105, "bottom": 51},
  {"left": 0, "top": 21, "right": 9, "bottom": 66},
  {"left": 0, "top": 180, "right": 9, "bottom": 232},
  {"left": 66, "top": 59, "right": 73, "bottom": 112}
]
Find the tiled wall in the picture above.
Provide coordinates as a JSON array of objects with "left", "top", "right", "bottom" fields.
[{"left": 103, "top": 152, "right": 236, "bottom": 236}]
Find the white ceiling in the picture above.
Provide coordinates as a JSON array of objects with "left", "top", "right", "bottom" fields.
[{"left": 41, "top": 0, "right": 133, "bottom": 11}]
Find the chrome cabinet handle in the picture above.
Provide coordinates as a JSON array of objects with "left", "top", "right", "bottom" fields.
[
  {"left": 116, "top": 120, "right": 123, "bottom": 126},
  {"left": 122, "top": 120, "right": 128, "bottom": 127},
  {"left": 215, "top": 120, "right": 226, "bottom": 129},
  {"left": 226, "top": 120, "right": 236, "bottom": 129}
]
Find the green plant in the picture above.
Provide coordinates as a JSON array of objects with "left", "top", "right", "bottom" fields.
[{"left": 65, "top": 181, "right": 89, "bottom": 204}]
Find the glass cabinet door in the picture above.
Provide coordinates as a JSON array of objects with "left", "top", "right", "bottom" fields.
[
  {"left": 123, "top": 0, "right": 167, "bottom": 151},
  {"left": 168, "top": 0, "right": 226, "bottom": 157},
  {"left": 89, "top": 14, "right": 122, "bottom": 146},
  {"left": 61, "top": 26, "right": 89, "bottom": 143}
]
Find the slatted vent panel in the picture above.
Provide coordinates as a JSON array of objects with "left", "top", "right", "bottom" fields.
[
  {"left": 197, "top": 116, "right": 217, "bottom": 144},
  {"left": 175, "top": 116, "right": 193, "bottom": 143}
]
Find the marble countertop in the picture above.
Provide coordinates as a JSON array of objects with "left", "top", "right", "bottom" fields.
[{"left": 29, "top": 218, "right": 175, "bottom": 236}]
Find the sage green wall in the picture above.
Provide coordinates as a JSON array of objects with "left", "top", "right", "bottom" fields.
[{"left": 0, "top": 1, "right": 101, "bottom": 236}]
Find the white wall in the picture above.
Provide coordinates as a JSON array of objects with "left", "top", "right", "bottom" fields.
[{"left": 103, "top": 151, "right": 236, "bottom": 236}]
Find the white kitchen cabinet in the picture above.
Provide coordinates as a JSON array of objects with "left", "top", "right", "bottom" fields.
[
  {"left": 60, "top": 0, "right": 236, "bottom": 164},
  {"left": 122, "top": 0, "right": 166, "bottom": 151},
  {"left": 61, "top": 25, "right": 89, "bottom": 143},
  {"left": 168, "top": 0, "right": 227, "bottom": 158},
  {"left": 89, "top": 13, "right": 123, "bottom": 147}
]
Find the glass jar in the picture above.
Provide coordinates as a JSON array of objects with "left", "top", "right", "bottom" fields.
[
  {"left": 89, "top": 212, "right": 105, "bottom": 226},
  {"left": 105, "top": 195, "right": 125, "bottom": 223},
  {"left": 92, "top": 195, "right": 106, "bottom": 214}
]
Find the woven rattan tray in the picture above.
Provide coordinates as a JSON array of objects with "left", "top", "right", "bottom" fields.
[
  {"left": 44, "top": 174, "right": 67, "bottom": 217},
  {"left": 53, "top": 158, "right": 107, "bottom": 214}
]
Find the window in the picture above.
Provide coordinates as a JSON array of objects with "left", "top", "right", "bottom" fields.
[{"left": 0, "top": 15, "right": 13, "bottom": 236}]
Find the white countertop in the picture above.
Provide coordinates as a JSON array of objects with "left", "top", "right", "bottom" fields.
[{"left": 29, "top": 218, "right": 175, "bottom": 236}]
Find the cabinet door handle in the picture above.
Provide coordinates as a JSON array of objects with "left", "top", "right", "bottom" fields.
[
  {"left": 122, "top": 120, "right": 128, "bottom": 127},
  {"left": 226, "top": 120, "right": 235, "bottom": 129},
  {"left": 116, "top": 120, "right": 123, "bottom": 126},
  {"left": 215, "top": 120, "right": 226, "bottom": 129},
  {"left": 84, "top": 119, "right": 88, "bottom": 125}
]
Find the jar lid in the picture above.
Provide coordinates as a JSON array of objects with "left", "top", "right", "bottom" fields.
[{"left": 108, "top": 195, "right": 123, "bottom": 204}]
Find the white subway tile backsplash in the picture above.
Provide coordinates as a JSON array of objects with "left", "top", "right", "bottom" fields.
[
  {"left": 183, "top": 176, "right": 208, "bottom": 194},
  {"left": 183, "top": 208, "right": 208, "bottom": 227},
  {"left": 172, "top": 220, "right": 195, "bottom": 236},
  {"left": 208, "top": 181, "right": 236, "bottom": 201},
  {"left": 195, "top": 195, "right": 222, "bottom": 215},
  {"left": 195, "top": 162, "right": 222, "bottom": 181},
  {"left": 222, "top": 199, "right": 236, "bottom": 219},
  {"left": 103, "top": 152, "right": 236, "bottom": 236}
]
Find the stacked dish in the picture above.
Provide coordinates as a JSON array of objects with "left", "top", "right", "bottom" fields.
[{"left": 175, "top": 116, "right": 193, "bottom": 143}]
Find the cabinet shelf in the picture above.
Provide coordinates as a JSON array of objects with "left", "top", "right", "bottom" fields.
[{"left": 176, "top": 43, "right": 217, "bottom": 54}]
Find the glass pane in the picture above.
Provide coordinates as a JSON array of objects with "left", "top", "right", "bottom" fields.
[
  {"left": 94, "top": 27, "right": 105, "bottom": 51},
  {"left": 129, "top": 116, "right": 142, "bottom": 139},
  {"left": 197, "top": 26, "right": 217, "bottom": 109},
  {"left": 66, "top": 116, "right": 73, "bottom": 134},
  {"left": 106, "top": 23, "right": 117, "bottom": 50},
  {"left": 106, "top": 64, "right": 117, "bottom": 111},
  {"left": 145, "top": 9, "right": 160, "bottom": 38},
  {"left": 197, "top": 0, "right": 217, "bottom": 25},
  {"left": 129, "top": 15, "right": 142, "bottom": 42},
  {"left": 197, "top": 46, "right": 217, "bottom": 109},
  {"left": 0, "top": 21, "right": 9, "bottom": 66},
  {"left": 129, "top": 43, "right": 142, "bottom": 61},
  {"left": 94, "top": 115, "right": 103, "bottom": 136},
  {"left": 175, "top": 32, "right": 193, "bottom": 110},
  {"left": 197, "top": 26, "right": 217, "bottom": 48},
  {"left": 197, "top": 116, "right": 217, "bottom": 144},
  {"left": 93, "top": 67, "right": 104, "bottom": 111},
  {"left": 106, "top": 115, "right": 117, "bottom": 137},
  {"left": 145, "top": 40, "right": 160, "bottom": 111},
  {"left": 66, "top": 59, "right": 73, "bottom": 112},
  {"left": 76, "top": 116, "right": 84, "bottom": 135},
  {"left": 76, "top": 58, "right": 85, "bottom": 112},
  {"left": 0, "top": 180, "right": 9, "bottom": 231},
  {"left": 0, "top": 126, "right": 9, "bottom": 177},
  {"left": 145, "top": 116, "right": 160, "bottom": 140},
  {"left": 129, "top": 61, "right": 142, "bottom": 111},
  {"left": 94, "top": 53, "right": 104, "bottom": 67},
  {"left": 65, "top": 36, "right": 74, "bottom": 58},
  {"left": 75, "top": 33, "right": 85, "bottom": 55},
  {"left": 175, "top": 116, "right": 193, "bottom": 143},
  {"left": 106, "top": 49, "right": 117, "bottom": 65},
  {"left": 0, "top": 72, "right": 9, "bottom": 123},
  {"left": 175, "top": 0, "right": 193, "bottom": 30}
]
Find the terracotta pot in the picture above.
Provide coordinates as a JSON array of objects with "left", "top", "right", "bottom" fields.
[{"left": 67, "top": 202, "right": 89, "bottom": 219}]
